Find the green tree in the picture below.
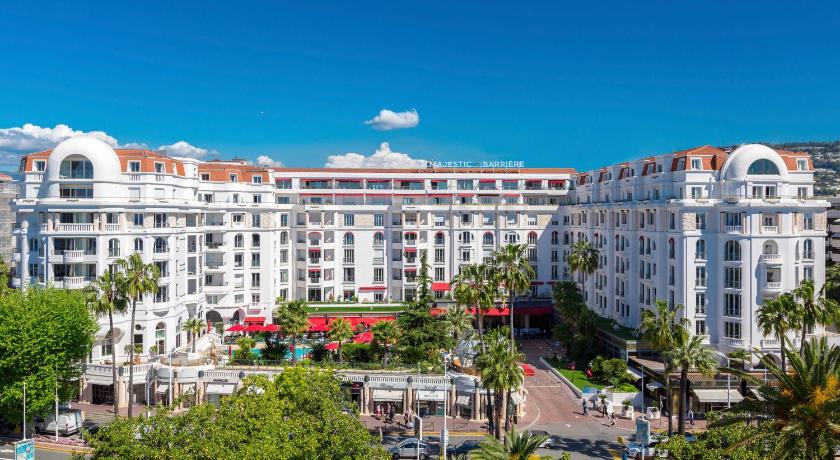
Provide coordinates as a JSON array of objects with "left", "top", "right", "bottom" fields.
[
  {"left": 85, "top": 270, "right": 128, "bottom": 418},
  {"left": 84, "top": 368, "right": 389, "bottom": 459},
  {"left": 472, "top": 426, "right": 560, "bottom": 460},
  {"left": 552, "top": 280, "right": 585, "bottom": 320},
  {"left": 475, "top": 327, "right": 524, "bottom": 439},
  {"left": 182, "top": 317, "right": 206, "bottom": 354},
  {"left": 0, "top": 288, "right": 97, "bottom": 426},
  {"left": 568, "top": 239, "right": 598, "bottom": 282},
  {"left": 416, "top": 250, "right": 433, "bottom": 303},
  {"left": 792, "top": 279, "right": 840, "bottom": 353},
  {"left": 274, "top": 299, "right": 309, "bottom": 363},
  {"left": 371, "top": 320, "right": 399, "bottom": 366},
  {"left": 452, "top": 263, "right": 495, "bottom": 353},
  {"left": 727, "top": 348, "right": 751, "bottom": 370},
  {"left": 396, "top": 301, "right": 453, "bottom": 365},
  {"left": 492, "top": 243, "right": 535, "bottom": 344},
  {"left": 757, "top": 293, "right": 798, "bottom": 371},
  {"left": 824, "top": 262, "right": 840, "bottom": 305},
  {"left": 327, "top": 317, "right": 354, "bottom": 364},
  {"left": 444, "top": 303, "right": 474, "bottom": 345},
  {"left": 0, "top": 258, "right": 10, "bottom": 292},
  {"left": 116, "top": 253, "right": 160, "bottom": 418},
  {"left": 658, "top": 411, "right": 776, "bottom": 460},
  {"left": 716, "top": 338, "right": 840, "bottom": 459},
  {"left": 234, "top": 336, "right": 256, "bottom": 362},
  {"left": 666, "top": 332, "right": 718, "bottom": 436},
  {"left": 639, "top": 299, "right": 686, "bottom": 436}
]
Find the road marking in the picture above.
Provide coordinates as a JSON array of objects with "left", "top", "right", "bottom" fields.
[{"left": 521, "top": 399, "right": 541, "bottom": 430}]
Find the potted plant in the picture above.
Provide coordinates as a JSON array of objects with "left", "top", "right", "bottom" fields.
[
  {"left": 149, "top": 345, "right": 158, "bottom": 356},
  {"left": 621, "top": 398, "right": 634, "bottom": 418},
  {"left": 649, "top": 400, "right": 661, "bottom": 419}
]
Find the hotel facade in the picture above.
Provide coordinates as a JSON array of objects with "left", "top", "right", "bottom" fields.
[{"left": 11, "top": 137, "right": 829, "bottom": 365}]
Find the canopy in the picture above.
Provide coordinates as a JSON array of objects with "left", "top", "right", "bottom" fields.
[
  {"left": 263, "top": 324, "right": 279, "bottom": 333},
  {"left": 359, "top": 286, "right": 386, "bottom": 292},
  {"left": 645, "top": 381, "right": 663, "bottom": 391},
  {"left": 206, "top": 383, "right": 237, "bottom": 396},
  {"left": 243, "top": 316, "right": 265, "bottom": 324},
  {"left": 353, "top": 331, "right": 373, "bottom": 343},
  {"left": 692, "top": 388, "right": 744, "bottom": 404},
  {"left": 431, "top": 282, "right": 450, "bottom": 292},
  {"left": 226, "top": 324, "right": 245, "bottom": 332},
  {"left": 626, "top": 366, "right": 643, "bottom": 380},
  {"left": 155, "top": 384, "right": 169, "bottom": 395},
  {"left": 244, "top": 324, "right": 264, "bottom": 333},
  {"left": 372, "top": 389, "right": 402, "bottom": 402},
  {"left": 325, "top": 342, "right": 339, "bottom": 351},
  {"left": 417, "top": 390, "right": 445, "bottom": 402}
]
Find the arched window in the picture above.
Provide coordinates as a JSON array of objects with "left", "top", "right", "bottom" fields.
[
  {"left": 460, "top": 232, "right": 473, "bottom": 244},
  {"left": 373, "top": 232, "right": 384, "bottom": 245},
  {"left": 279, "top": 231, "right": 288, "bottom": 245},
  {"left": 101, "top": 329, "right": 113, "bottom": 356},
  {"left": 695, "top": 239, "right": 706, "bottom": 259},
  {"left": 134, "top": 238, "right": 143, "bottom": 252},
  {"left": 59, "top": 155, "right": 94, "bottom": 179},
  {"left": 343, "top": 232, "right": 354, "bottom": 246},
  {"left": 155, "top": 322, "right": 166, "bottom": 353},
  {"left": 724, "top": 240, "right": 741, "bottom": 261},
  {"left": 483, "top": 232, "right": 494, "bottom": 246},
  {"left": 527, "top": 232, "right": 538, "bottom": 245},
  {"left": 108, "top": 238, "right": 120, "bottom": 257},
  {"left": 434, "top": 232, "right": 445, "bottom": 245},
  {"left": 154, "top": 237, "right": 168, "bottom": 253},
  {"left": 803, "top": 239, "right": 814, "bottom": 259},
  {"left": 234, "top": 234, "right": 244, "bottom": 248},
  {"left": 668, "top": 239, "right": 675, "bottom": 259},
  {"left": 763, "top": 240, "right": 778, "bottom": 255},
  {"left": 747, "top": 159, "right": 780, "bottom": 175}
]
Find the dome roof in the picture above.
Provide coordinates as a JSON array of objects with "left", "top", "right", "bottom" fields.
[
  {"left": 721, "top": 144, "right": 788, "bottom": 181},
  {"left": 45, "top": 136, "right": 122, "bottom": 182}
]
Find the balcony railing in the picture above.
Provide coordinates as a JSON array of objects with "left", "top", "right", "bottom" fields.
[
  {"left": 763, "top": 281, "right": 782, "bottom": 290},
  {"left": 55, "top": 223, "right": 95, "bottom": 232},
  {"left": 61, "top": 276, "right": 89, "bottom": 289},
  {"left": 725, "top": 225, "right": 742, "bottom": 233}
]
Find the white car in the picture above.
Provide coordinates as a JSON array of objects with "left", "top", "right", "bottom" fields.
[
  {"left": 35, "top": 409, "right": 83, "bottom": 436},
  {"left": 388, "top": 438, "right": 431, "bottom": 459}
]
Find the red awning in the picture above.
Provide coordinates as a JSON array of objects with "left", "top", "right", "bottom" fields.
[
  {"left": 308, "top": 248, "right": 321, "bottom": 252},
  {"left": 479, "top": 179, "right": 496, "bottom": 183},
  {"left": 353, "top": 331, "right": 373, "bottom": 344},
  {"left": 432, "top": 282, "right": 450, "bottom": 292},
  {"left": 404, "top": 247, "right": 417, "bottom": 253},
  {"left": 325, "top": 342, "right": 339, "bottom": 351},
  {"left": 468, "top": 308, "right": 510, "bottom": 317},
  {"left": 403, "top": 231, "right": 417, "bottom": 236},
  {"left": 308, "top": 268, "right": 321, "bottom": 272},
  {"left": 263, "top": 324, "right": 279, "bottom": 333},
  {"left": 404, "top": 268, "right": 417, "bottom": 272},
  {"left": 244, "top": 324, "right": 264, "bottom": 333},
  {"left": 226, "top": 324, "right": 245, "bottom": 332},
  {"left": 244, "top": 316, "right": 265, "bottom": 324},
  {"left": 359, "top": 286, "right": 387, "bottom": 292},
  {"left": 430, "top": 308, "right": 446, "bottom": 316},
  {"left": 308, "top": 317, "right": 330, "bottom": 332}
]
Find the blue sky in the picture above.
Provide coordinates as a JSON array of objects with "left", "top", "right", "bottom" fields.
[{"left": 0, "top": 1, "right": 838, "bottom": 171}]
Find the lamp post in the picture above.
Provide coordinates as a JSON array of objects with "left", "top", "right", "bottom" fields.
[
  {"left": 713, "top": 351, "right": 732, "bottom": 408},
  {"left": 22, "top": 381, "right": 26, "bottom": 440}
]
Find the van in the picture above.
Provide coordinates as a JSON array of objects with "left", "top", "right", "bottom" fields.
[{"left": 35, "top": 409, "right": 83, "bottom": 436}]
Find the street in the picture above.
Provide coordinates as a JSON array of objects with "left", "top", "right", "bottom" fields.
[{"left": 0, "top": 441, "right": 76, "bottom": 460}]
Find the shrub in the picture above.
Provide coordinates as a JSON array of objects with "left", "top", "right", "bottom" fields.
[{"left": 261, "top": 341, "right": 290, "bottom": 361}]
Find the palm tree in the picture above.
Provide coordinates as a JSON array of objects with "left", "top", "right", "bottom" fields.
[
  {"left": 493, "top": 243, "right": 535, "bottom": 344},
  {"left": 371, "top": 320, "right": 400, "bottom": 366},
  {"left": 472, "top": 426, "right": 553, "bottom": 460},
  {"left": 275, "top": 300, "right": 309, "bottom": 363},
  {"left": 116, "top": 253, "right": 160, "bottom": 418},
  {"left": 824, "top": 263, "right": 840, "bottom": 303},
  {"left": 84, "top": 269, "right": 127, "bottom": 419},
  {"left": 568, "top": 239, "right": 598, "bottom": 283},
  {"left": 327, "top": 317, "right": 354, "bottom": 364},
  {"left": 451, "top": 263, "right": 495, "bottom": 353},
  {"left": 727, "top": 348, "right": 751, "bottom": 370},
  {"left": 757, "top": 293, "right": 798, "bottom": 371},
  {"left": 182, "top": 317, "right": 206, "bottom": 354},
  {"left": 793, "top": 279, "right": 840, "bottom": 353},
  {"left": 716, "top": 338, "right": 840, "bottom": 459},
  {"left": 475, "top": 327, "right": 524, "bottom": 439},
  {"left": 639, "top": 299, "right": 686, "bottom": 436},
  {"left": 444, "top": 303, "right": 474, "bottom": 345},
  {"left": 666, "top": 331, "right": 718, "bottom": 435}
]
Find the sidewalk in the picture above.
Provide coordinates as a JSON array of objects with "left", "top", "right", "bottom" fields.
[{"left": 360, "top": 414, "right": 489, "bottom": 436}]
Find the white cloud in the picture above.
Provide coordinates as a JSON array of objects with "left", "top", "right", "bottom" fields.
[
  {"left": 364, "top": 109, "right": 420, "bottom": 131},
  {"left": 0, "top": 123, "right": 120, "bottom": 153},
  {"left": 158, "top": 141, "right": 217, "bottom": 159},
  {"left": 325, "top": 142, "right": 426, "bottom": 169},
  {"left": 255, "top": 155, "right": 284, "bottom": 167}
]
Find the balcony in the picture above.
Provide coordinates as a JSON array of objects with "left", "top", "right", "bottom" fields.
[
  {"left": 206, "top": 242, "right": 225, "bottom": 250},
  {"left": 725, "top": 337, "right": 744, "bottom": 347},
  {"left": 724, "top": 225, "right": 742, "bottom": 233},
  {"left": 62, "top": 249, "right": 88, "bottom": 262},
  {"left": 759, "top": 254, "right": 782, "bottom": 264},
  {"left": 760, "top": 338, "right": 780, "bottom": 349},
  {"left": 103, "top": 223, "right": 121, "bottom": 232},
  {"left": 61, "top": 276, "right": 89, "bottom": 289},
  {"left": 762, "top": 281, "right": 782, "bottom": 292},
  {"left": 55, "top": 223, "right": 95, "bottom": 232},
  {"left": 761, "top": 226, "right": 778, "bottom": 233}
]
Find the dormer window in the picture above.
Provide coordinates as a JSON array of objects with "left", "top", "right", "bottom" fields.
[
  {"left": 690, "top": 158, "right": 702, "bottom": 170},
  {"left": 200, "top": 173, "right": 210, "bottom": 181},
  {"left": 154, "top": 162, "right": 164, "bottom": 173},
  {"left": 129, "top": 161, "right": 141, "bottom": 172},
  {"left": 33, "top": 160, "right": 46, "bottom": 172},
  {"left": 230, "top": 174, "right": 238, "bottom": 182},
  {"left": 797, "top": 159, "right": 808, "bottom": 171},
  {"left": 252, "top": 176, "right": 262, "bottom": 184}
]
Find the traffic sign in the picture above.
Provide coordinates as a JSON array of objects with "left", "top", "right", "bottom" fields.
[{"left": 15, "top": 439, "right": 35, "bottom": 460}]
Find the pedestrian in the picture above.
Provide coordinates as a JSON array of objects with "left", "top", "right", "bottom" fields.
[
  {"left": 581, "top": 397, "right": 588, "bottom": 415},
  {"left": 376, "top": 404, "right": 381, "bottom": 418},
  {"left": 688, "top": 409, "right": 695, "bottom": 428},
  {"left": 609, "top": 412, "right": 616, "bottom": 427},
  {"left": 601, "top": 401, "right": 608, "bottom": 417},
  {"left": 389, "top": 404, "right": 395, "bottom": 421}
]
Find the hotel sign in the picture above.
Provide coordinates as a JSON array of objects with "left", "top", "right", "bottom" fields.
[{"left": 426, "top": 161, "right": 525, "bottom": 169}]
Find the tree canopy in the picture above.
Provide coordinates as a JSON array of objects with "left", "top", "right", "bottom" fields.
[
  {"left": 84, "top": 367, "right": 389, "bottom": 460},
  {"left": 0, "top": 287, "right": 97, "bottom": 424}
]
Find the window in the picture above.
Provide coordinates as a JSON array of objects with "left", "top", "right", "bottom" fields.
[
  {"left": 153, "top": 237, "right": 168, "bottom": 253},
  {"left": 483, "top": 232, "right": 494, "bottom": 246},
  {"left": 108, "top": 239, "right": 120, "bottom": 257},
  {"left": 34, "top": 160, "right": 46, "bottom": 172},
  {"left": 343, "top": 267, "right": 355, "bottom": 282},
  {"left": 724, "top": 212, "right": 740, "bottom": 227},
  {"left": 200, "top": 173, "right": 210, "bottom": 181},
  {"left": 234, "top": 234, "right": 244, "bottom": 248},
  {"left": 373, "top": 268, "right": 384, "bottom": 283},
  {"left": 134, "top": 238, "right": 143, "bottom": 252},
  {"left": 344, "top": 214, "right": 354, "bottom": 226},
  {"left": 696, "top": 213, "right": 706, "bottom": 229},
  {"left": 128, "top": 161, "right": 141, "bottom": 172},
  {"left": 229, "top": 173, "right": 238, "bottom": 182},
  {"left": 803, "top": 239, "right": 814, "bottom": 259},
  {"left": 251, "top": 253, "right": 260, "bottom": 268},
  {"left": 690, "top": 187, "right": 703, "bottom": 199},
  {"left": 154, "top": 285, "right": 169, "bottom": 303},
  {"left": 695, "top": 266, "right": 706, "bottom": 287},
  {"left": 343, "top": 233, "right": 354, "bottom": 246},
  {"left": 724, "top": 322, "right": 742, "bottom": 339},
  {"left": 804, "top": 213, "right": 814, "bottom": 230},
  {"left": 724, "top": 240, "right": 741, "bottom": 261},
  {"left": 59, "top": 158, "right": 94, "bottom": 179},
  {"left": 434, "top": 267, "right": 445, "bottom": 281},
  {"left": 695, "top": 293, "right": 706, "bottom": 314},
  {"left": 460, "top": 249, "right": 471, "bottom": 262},
  {"left": 252, "top": 175, "right": 262, "bottom": 184},
  {"left": 434, "top": 249, "right": 445, "bottom": 263},
  {"left": 725, "top": 294, "right": 741, "bottom": 317},
  {"left": 690, "top": 158, "right": 702, "bottom": 170},
  {"left": 374, "top": 214, "right": 384, "bottom": 226},
  {"left": 797, "top": 158, "right": 808, "bottom": 171},
  {"left": 344, "top": 249, "right": 354, "bottom": 263},
  {"left": 251, "top": 234, "right": 260, "bottom": 248},
  {"left": 527, "top": 232, "right": 537, "bottom": 245},
  {"left": 747, "top": 159, "right": 780, "bottom": 175},
  {"left": 724, "top": 267, "right": 741, "bottom": 289},
  {"left": 251, "top": 273, "right": 261, "bottom": 287},
  {"left": 460, "top": 232, "right": 473, "bottom": 244},
  {"left": 232, "top": 213, "right": 244, "bottom": 224},
  {"left": 695, "top": 320, "right": 706, "bottom": 335}
]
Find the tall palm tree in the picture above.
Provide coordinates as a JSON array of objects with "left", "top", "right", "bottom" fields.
[
  {"left": 371, "top": 320, "right": 400, "bottom": 366},
  {"left": 666, "top": 331, "right": 718, "bottom": 435},
  {"left": 727, "top": 348, "right": 750, "bottom": 370},
  {"left": 639, "top": 299, "right": 686, "bottom": 436},
  {"left": 84, "top": 269, "right": 127, "bottom": 419},
  {"left": 327, "top": 317, "right": 354, "bottom": 364},
  {"left": 182, "top": 317, "right": 206, "bottom": 354},
  {"left": 568, "top": 239, "right": 598, "bottom": 283},
  {"left": 472, "top": 426, "right": 553, "bottom": 460},
  {"left": 275, "top": 300, "right": 309, "bottom": 363},
  {"left": 793, "top": 279, "right": 840, "bottom": 353},
  {"left": 451, "top": 263, "right": 495, "bottom": 353},
  {"left": 444, "top": 303, "right": 474, "bottom": 346},
  {"left": 493, "top": 243, "right": 535, "bottom": 344},
  {"left": 475, "top": 327, "right": 524, "bottom": 439},
  {"left": 757, "top": 293, "right": 799, "bottom": 371},
  {"left": 116, "top": 253, "right": 160, "bottom": 418},
  {"left": 716, "top": 338, "right": 840, "bottom": 459}
]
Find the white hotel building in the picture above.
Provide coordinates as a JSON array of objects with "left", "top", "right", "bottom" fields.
[{"left": 11, "top": 138, "right": 829, "bottom": 365}]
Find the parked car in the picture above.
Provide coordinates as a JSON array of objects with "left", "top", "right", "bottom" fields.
[
  {"left": 526, "top": 429, "right": 555, "bottom": 448},
  {"left": 35, "top": 409, "right": 83, "bottom": 436},
  {"left": 446, "top": 439, "right": 482, "bottom": 456},
  {"left": 388, "top": 438, "right": 431, "bottom": 459}
]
